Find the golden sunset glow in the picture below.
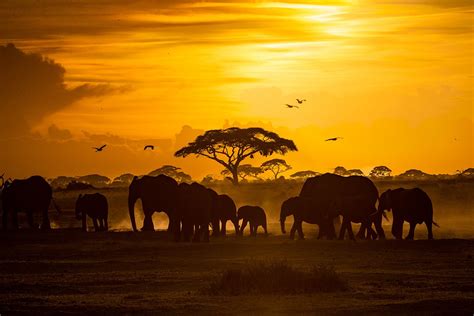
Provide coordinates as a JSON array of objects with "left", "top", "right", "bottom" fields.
[{"left": 0, "top": 0, "right": 472, "bottom": 179}]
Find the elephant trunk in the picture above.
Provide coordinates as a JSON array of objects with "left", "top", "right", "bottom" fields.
[
  {"left": 128, "top": 195, "right": 138, "bottom": 232},
  {"left": 280, "top": 217, "right": 286, "bottom": 234},
  {"left": 280, "top": 205, "right": 290, "bottom": 234}
]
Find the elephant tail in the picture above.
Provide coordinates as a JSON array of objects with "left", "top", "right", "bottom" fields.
[
  {"left": 51, "top": 198, "right": 62, "bottom": 214},
  {"left": 432, "top": 221, "right": 440, "bottom": 228}
]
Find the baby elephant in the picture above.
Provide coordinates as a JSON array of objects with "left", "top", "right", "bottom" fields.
[
  {"left": 237, "top": 205, "right": 267, "bottom": 237},
  {"left": 75, "top": 193, "right": 108, "bottom": 232}
]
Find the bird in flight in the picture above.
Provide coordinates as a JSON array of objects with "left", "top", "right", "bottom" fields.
[
  {"left": 93, "top": 144, "right": 106, "bottom": 152},
  {"left": 296, "top": 99, "right": 306, "bottom": 104},
  {"left": 144, "top": 145, "right": 155, "bottom": 150},
  {"left": 285, "top": 104, "right": 299, "bottom": 109},
  {"left": 325, "top": 137, "right": 343, "bottom": 142}
]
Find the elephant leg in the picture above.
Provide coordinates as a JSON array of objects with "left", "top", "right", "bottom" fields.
[
  {"left": 317, "top": 224, "right": 325, "bottom": 239},
  {"left": 27, "top": 211, "right": 38, "bottom": 229},
  {"left": 40, "top": 207, "right": 51, "bottom": 230},
  {"left": 326, "top": 218, "right": 337, "bottom": 240},
  {"left": 373, "top": 212, "right": 385, "bottom": 240},
  {"left": 250, "top": 223, "right": 255, "bottom": 236},
  {"left": 296, "top": 221, "right": 304, "bottom": 240},
  {"left": 183, "top": 221, "right": 192, "bottom": 242},
  {"left": 221, "top": 219, "right": 227, "bottom": 236},
  {"left": 355, "top": 224, "right": 366, "bottom": 239},
  {"left": 98, "top": 218, "right": 104, "bottom": 231},
  {"left": 338, "top": 220, "right": 347, "bottom": 240},
  {"left": 426, "top": 220, "right": 433, "bottom": 240},
  {"left": 346, "top": 222, "right": 356, "bottom": 241},
  {"left": 202, "top": 223, "right": 210, "bottom": 242},
  {"left": 405, "top": 222, "right": 416, "bottom": 240},
  {"left": 192, "top": 225, "right": 200, "bottom": 242},
  {"left": 289, "top": 221, "right": 297, "bottom": 240},
  {"left": 263, "top": 222, "right": 268, "bottom": 237},
  {"left": 92, "top": 218, "right": 99, "bottom": 232},
  {"left": 141, "top": 210, "right": 155, "bottom": 231},
  {"left": 392, "top": 218, "right": 403, "bottom": 240},
  {"left": 240, "top": 219, "right": 248, "bottom": 236},
  {"left": 367, "top": 224, "right": 377, "bottom": 240},
  {"left": 232, "top": 219, "right": 239, "bottom": 236}
]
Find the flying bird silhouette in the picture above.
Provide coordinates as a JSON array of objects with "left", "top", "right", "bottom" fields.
[
  {"left": 93, "top": 144, "right": 107, "bottom": 152},
  {"left": 325, "top": 137, "right": 343, "bottom": 141},
  {"left": 285, "top": 104, "right": 299, "bottom": 109},
  {"left": 144, "top": 145, "right": 155, "bottom": 150},
  {"left": 296, "top": 99, "right": 306, "bottom": 104}
]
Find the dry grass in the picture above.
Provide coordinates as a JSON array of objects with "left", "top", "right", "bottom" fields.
[{"left": 206, "top": 260, "right": 349, "bottom": 295}]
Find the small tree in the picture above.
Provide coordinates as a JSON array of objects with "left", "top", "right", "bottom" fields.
[
  {"left": 221, "top": 164, "right": 263, "bottom": 181},
  {"left": 347, "top": 169, "right": 364, "bottom": 176},
  {"left": 50, "top": 176, "right": 77, "bottom": 189},
  {"left": 148, "top": 165, "right": 192, "bottom": 183},
  {"left": 261, "top": 159, "right": 292, "bottom": 180},
  {"left": 334, "top": 166, "right": 348, "bottom": 176},
  {"left": 175, "top": 127, "right": 297, "bottom": 184},
  {"left": 369, "top": 166, "right": 392, "bottom": 178},
  {"left": 398, "top": 169, "right": 430, "bottom": 179},
  {"left": 290, "top": 170, "right": 320, "bottom": 179},
  {"left": 77, "top": 174, "right": 111, "bottom": 187}
]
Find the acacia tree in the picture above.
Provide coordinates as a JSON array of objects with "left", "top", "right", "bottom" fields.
[
  {"left": 347, "top": 169, "right": 364, "bottom": 176},
  {"left": 369, "top": 166, "right": 392, "bottom": 178},
  {"left": 221, "top": 164, "right": 263, "bottom": 181},
  {"left": 175, "top": 127, "right": 297, "bottom": 184},
  {"left": 334, "top": 166, "right": 348, "bottom": 176},
  {"left": 261, "top": 159, "right": 292, "bottom": 179}
]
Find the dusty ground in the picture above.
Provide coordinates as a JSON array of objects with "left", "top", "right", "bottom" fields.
[{"left": 0, "top": 228, "right": 473, "bottom": 315}]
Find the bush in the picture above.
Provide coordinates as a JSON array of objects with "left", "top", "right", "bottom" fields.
[{"left": 206, "top": 260, "right": 348, "bottom": 295}]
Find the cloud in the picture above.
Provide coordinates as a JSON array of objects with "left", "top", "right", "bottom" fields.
[
  {"left": 0, "top": 43, "right": 119, "bottom": 135},
  {"left": 47, "top": 124, "right": 72, "bottom": 141}
]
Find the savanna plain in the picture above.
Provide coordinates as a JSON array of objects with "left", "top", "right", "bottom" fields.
[{"left": 1, "top": 179, "right": 473, "bottom": 315}]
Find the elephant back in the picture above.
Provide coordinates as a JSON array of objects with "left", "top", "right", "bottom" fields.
[
  {"left": 299, "top": 173, "right": 345, "bottom": 199},
  {"left": 5, "top": 175, "right": 52, "bottom": 208}
]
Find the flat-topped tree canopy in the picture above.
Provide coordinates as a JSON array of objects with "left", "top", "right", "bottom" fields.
[{"left": 175, "top": 127, "right": 297, "bottom": 184}]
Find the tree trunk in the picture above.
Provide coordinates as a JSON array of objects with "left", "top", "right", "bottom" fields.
[{"left": 231, "top": 169, "right": 239, "bottom": 185}]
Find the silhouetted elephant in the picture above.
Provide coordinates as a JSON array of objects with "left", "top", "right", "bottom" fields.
[
  {"left": 237, "top": 205, "right": 267, "bottom": 236},
  {"left": 299, "top": 173, "right": 385, "bottom": 240},
  {"left": 75, "top": 193, "right": 108, "bottom": 232},
  {"left": 128, "top": 175, "right": 179, "bottom": 232},
  {"left": 2, "top": 176, "right": 60, "bottom": 230},
  {"left": 215, "top": 194, "right": 239, "bottom": 236},
  {"left": 175, "top": 182, "right": 212, "bottom": 242},
  {"left": 379, "top": 188, "right": 438, "bottom": 240},
  {"left": 280, "top": 196, "right": 329, "bottom": 240}
]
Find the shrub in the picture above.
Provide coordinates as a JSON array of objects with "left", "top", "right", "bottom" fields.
[{"left": 206, "top": 260, "right": 348, "bottom": 295}]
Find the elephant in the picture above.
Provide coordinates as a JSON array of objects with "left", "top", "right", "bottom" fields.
[
  {"left": 237, "top": 205, "right": 267, "bottom": 236},
  {"left": 378, "top": 188, "right": 438, "bottom": 240},
  {"left": 175, "top": 182, "right": 212, "bottom": 242},
  {"left": 128, "top": 175, "right": 179, "bottom": 232},
  {"left": 215, "top": 194, "right": 239, "bottom": 236},
  {"left": 299, "top": 173, "right": 385, "bottom": 240},
  {"left": 75, "top": 193, "right": 108, "bottom": 232},
  {"left": 280, "top": 196, "right": 329, "bottom": 240},
  {"left": 2, "top": 175, "right": 60, "bottom": 230}
]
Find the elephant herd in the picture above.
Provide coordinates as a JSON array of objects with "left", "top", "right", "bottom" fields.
[{"left": 0, "top": 174, "right": 438, "bottom": 240}]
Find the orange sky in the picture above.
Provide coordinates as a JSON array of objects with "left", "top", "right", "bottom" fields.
[{"left": 0, "top": 0, "right": 472, "bottom": 179}]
